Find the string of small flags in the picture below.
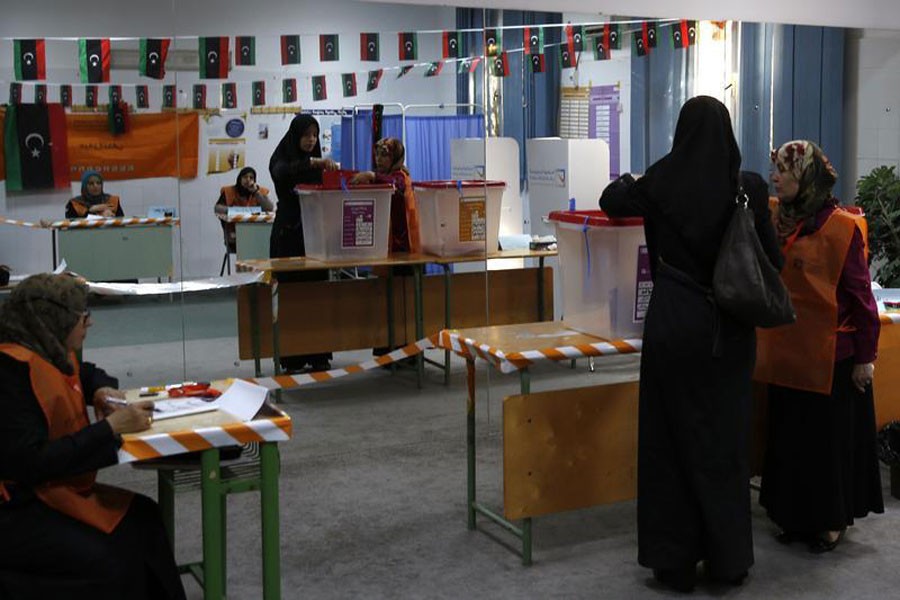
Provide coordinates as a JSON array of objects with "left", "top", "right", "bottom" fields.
[{"left": 6, "top": 20, "right": 701, "bottom": 108}]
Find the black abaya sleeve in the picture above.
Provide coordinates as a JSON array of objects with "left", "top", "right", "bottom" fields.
[
  {"left": 0, "top": 355, "right": 120, "bottom": 488},
  {"left": 599, "top": 173, "right": 655, "bottom": 218},
  {"left": 740, "top": 171, "right": 784, "bottom": 272}
]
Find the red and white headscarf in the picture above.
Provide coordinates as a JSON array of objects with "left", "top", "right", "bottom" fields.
[{"left": 771, "top": 139, "right": 838, "bottom": 243}]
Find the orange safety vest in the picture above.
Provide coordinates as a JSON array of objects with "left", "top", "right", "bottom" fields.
[
  {"left": 68, "top": 195, "right": 122, "bottom": 218},
  {"left": 395, "top": 170, "right": 421, "bottom": 254},
  {"left": 754, "top": 208, "right": 867, "bottom": 394},
  {"left": 0, "top": 344, "right": 131, "bottom": 533},
  {"left": 221, "top": 185, "right": 269, "bottom": 207}
]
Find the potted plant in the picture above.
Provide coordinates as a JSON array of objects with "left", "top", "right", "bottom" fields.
[{"left": 856, "top": 165, "right": 900, "bottom": 287}]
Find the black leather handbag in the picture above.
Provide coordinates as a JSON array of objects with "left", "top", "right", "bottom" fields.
[{"left": 713, "top": 189, "right": 796, "bottom": 328}]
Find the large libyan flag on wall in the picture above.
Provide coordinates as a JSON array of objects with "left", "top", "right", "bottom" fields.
[
  {"left": 1, "top": 110, "right": 200, "bottom": 186},
  {"left": 3, "top": 103, "right": 70, "bottom": 191}
]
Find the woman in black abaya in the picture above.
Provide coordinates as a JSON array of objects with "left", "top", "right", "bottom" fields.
[
  {"left": 268, "top": 114, "right": 337, "bottom": 372},
  {"left": 599, "top": 96, "right": 782, "bottom": 592}
]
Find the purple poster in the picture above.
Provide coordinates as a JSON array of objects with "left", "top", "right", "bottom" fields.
[
  {"left": 588, "top": 84, "right": 621, "bottom": 178},
  {"left": 634, "top": 244, "right": 653, "bottom": 322},
  {"left": 342, "top": 199, "right": 375, "bottom": 248}
]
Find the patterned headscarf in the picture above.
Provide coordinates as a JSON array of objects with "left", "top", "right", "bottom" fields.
[
  {"left": 0, "top": 273, "right": 88, "bottom": 374},
  {"left": 374, "top": 138, "right": 408, "bottom": 175},
  {"left": 771, "top": 140, "right": 838, "bottom": 243}
]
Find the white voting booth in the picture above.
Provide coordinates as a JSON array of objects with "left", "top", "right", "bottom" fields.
[
  {"left": 449, "top": 138, "right": 522, "bottom": 270},
  {"left": 525, "top": 138, "right": 610, "bottom": 237}
]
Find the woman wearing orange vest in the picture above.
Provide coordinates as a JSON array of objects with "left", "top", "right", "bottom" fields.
[
  {"left": 0, "top": 274, "right": 186, "bottom": 599},
  {"left": 350, "top": 137, "right": 422, "bottom": 255},
  {"left": 65, "top": 170, "right": 124, "bottom": 219},
  {"left": 758, "top": 140, "right": 883, "bottom": 554},
  {"left": 214, "top": 166, "right": 274, "bottom": 251}
]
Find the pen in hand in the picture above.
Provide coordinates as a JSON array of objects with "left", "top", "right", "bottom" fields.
[{"left": 104, "top": 398, "right": 159, "bottom": 412}]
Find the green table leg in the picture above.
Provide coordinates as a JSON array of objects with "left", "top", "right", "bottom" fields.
[
  {"left": 201, "top": 448, "right": 224, "bottom": 600},
  {"left": 414, "top": 265, "right": 424, "bottom": 388},
  {"left": 520, "top": 368, "right": 531, "bottom": 395},
  {"left": 466, "top": 359, "right": 477, "bottom": 530},
  {"left": 158, "top": 470, "right": 176, "bottom": 549},
  {"left": 260, "top": 443, "right": 282, "bottom": 600},
  {"left": 538, "top": 256, "right": 546, "bottom": 321},
  {"left": 443, "top": 264, "right": 452, "bottom": 386},
  {"left": 249, "top": 283, "right": 262, "bottom": 377},
  {"left": 271, "top": 281, "right": 281, "bottom": 377}
]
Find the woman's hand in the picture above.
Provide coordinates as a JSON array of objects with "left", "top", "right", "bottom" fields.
[
  {"left": 93, "top": 387, "right": 126, "bottom": 419},
  {"left": 350, "top": 171, "right": 375, "bottom": 185},
  {"left": 105, "top": 400, "right": 155, "bottom": 434},
  {"left": 851, "top": 362, "right": 875, "bottom": 393},
  {"left": 89, "top": 204, "right": 115, "bottom": 218},
  {"left": 313, "top": 157, "right": 338, "bottom": 171}
]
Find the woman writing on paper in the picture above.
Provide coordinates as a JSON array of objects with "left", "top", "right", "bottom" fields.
[
  {"left": 0, "top": 274, "right": 186, "bottom": 599},
  {"left": 758, "top": 140, "right": 883, "bottom": 553},
  {"left": 65, "top": 171, "right": 124, "bottom": 219},
  {"left": 598, "top": 96, "right": 782, "bottom": 591},
  {"left": 268, "top": 114, "right": 337, "bottom": 373}
]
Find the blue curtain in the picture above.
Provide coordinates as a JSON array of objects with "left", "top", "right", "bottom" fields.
[
  {"left": 737, "top": 22, "right": 775, "bottom": 181},
  {"left": 340, "top": 111, "right": 484, "bottom": 180},
  {"left": 630, "top": 27, "right": 695, "bottom": 173},
  {"left": 405, "top": 115, "right": 484, "bottom": 180},
  {"left": 738, "top": 24, "right": 845, "bottom": 199}
]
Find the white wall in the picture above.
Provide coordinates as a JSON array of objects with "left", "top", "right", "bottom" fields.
[
  {"left": 0, "top": 0, "right": 459, "bottom": 278},
  {"left": 844, "top": 28, "right": 900, "bottom": 202}
]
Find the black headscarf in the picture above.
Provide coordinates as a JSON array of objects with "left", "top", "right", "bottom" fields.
[
  {"left": 269, "top": 114, "right": 322, "bottom": 206},
  {"left": 0, "top": 273, "right": 88, "bottom": 375},
  {"left": 234, "top": 166, "right": 257, "bottom": 198},
  {"left": 642, "top": 96, "right": 741, "bottom": 254}
]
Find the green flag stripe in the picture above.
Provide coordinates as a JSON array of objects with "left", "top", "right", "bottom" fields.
[{"left": 4, "top": 104, "right": 23, "bottom": 191}]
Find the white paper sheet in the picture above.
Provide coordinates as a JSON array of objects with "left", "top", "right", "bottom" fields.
[
  {"left": 152, "top": 398, "right": 219, "bottom": 421},
  {"left": 213, "top": 379, "right": 269, "bottom": 422}
]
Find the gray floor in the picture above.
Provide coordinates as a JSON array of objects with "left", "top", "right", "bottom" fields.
[{"left": 84, "top": 294, "right": 900, "bottom": 599}]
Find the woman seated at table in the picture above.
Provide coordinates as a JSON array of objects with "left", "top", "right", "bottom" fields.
[
  {"left": 0, "top": 273, "right": 186, "bottom": 600},
  {"left": 350, "top": 137, "right": 421, "bottom": 254},
  {"left": 214, "top": 166, "right": 274, "bottom": 251},
  {"left": 65, "top": 171, "right": 124, "bottom": 219}
]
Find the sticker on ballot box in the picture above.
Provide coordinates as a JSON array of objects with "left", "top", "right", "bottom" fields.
[
  {"left": 342, "top": 199, "right": 376, "bottom": 248},
  {"left": 634, "top": 244, "right": 653, "bottom": 323},
  {"left": 458, "top": 196, "right": 487, "bottom": 243}
]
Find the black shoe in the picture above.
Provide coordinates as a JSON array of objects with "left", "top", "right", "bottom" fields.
[
  {"left": 808, "top": 529, "right": 845, "bottom": 554},
  {"left": 653, "top": 568, "right": 697, "bottom": 593},
  {"left": 308, "top": 359, "right": 331, "bottom": 373}
]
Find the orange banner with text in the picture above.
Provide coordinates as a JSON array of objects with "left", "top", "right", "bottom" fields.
[
  {"left": 0, "top": 111, "right": 199, "bottom": 183},
  {"left": 65, "top": 112, "right": 199, "bottom": 181}
]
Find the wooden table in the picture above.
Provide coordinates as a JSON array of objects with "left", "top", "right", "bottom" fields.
[
  {"left": 236, "top": 249, "right": 557, "bottom": 387},
  {"left": 436, "top": 321, "right": 642, "bottom": 565},
  {"left": 120, "top": 381, "right": 291, "bottom": 599}
]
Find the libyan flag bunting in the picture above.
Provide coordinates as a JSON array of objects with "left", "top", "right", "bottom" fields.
[
  {"left": 14, "top": 39, "right": 46, "bottom": 81},
  {"left": 139, "top": 38, "right": 170, "bottom": 79},
  {"left": 79, "top": 38, "right": 110, "bottom": 83},
  {"left": 199, "top": 37, "right": 229, "bottom": 78},
  {"left": 4, "top": 103, "right": 70, "bottom": 192}
]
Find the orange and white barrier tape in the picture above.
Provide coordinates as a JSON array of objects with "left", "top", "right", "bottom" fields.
[
  {"left": 0, "top": 216, "right": 44, "bottom": 228},
  {"left": 437, "top": 329, "right": 642, "bottom": 374},
  {"left": 249, "top": 337, "right": 438, "bottom": 391},
  {"left": 48, "top": 217, "right": 180, "bottom": 229},
  {"left": 118, "top": 412, "right": 292, "bottom": 463},
  {"left": 226, "top": 213, "right": 275, "bottom": 223},
  {"left": 881, "top": 313, "right": 900, "bottom": 325}
]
